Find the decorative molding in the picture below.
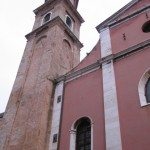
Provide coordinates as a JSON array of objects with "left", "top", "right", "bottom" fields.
[
  {"left": 36, "top": 35, "right": 47, "bottom": 44},
  {"left": 34, "top": 0, "right": 84, "bottom": 23},
  {"left": 65, "top": 15, "right": 74, "bottom": 31},
  {"left": 55, "top": 39, "right": 150, "bottom": 83},
  {"left": 34, "top": 0, "right": 58, "bottom": 15},
  {"left": 109, "top": 5, "right": 150, "bottom": 29},
  {"left": 41, "top": 11, "right": 52, "bottom": 25},
  {"left": 113, "top": 38, "right": 150, "bottom": 61},
  {"left": 69, "top": 117, "right": 93, "bottom": 150},
  {"left": 55, "top": 62, "right": 101, "bottom": 83},
  {"left": 138, "top": 68, "right": 150, "bottom": 107},
  {"left": 25, "top": 16, "right": 83, "bottom": 49},
  {"left": 96, "top": 0, "right": 141, "bottom": 31}
]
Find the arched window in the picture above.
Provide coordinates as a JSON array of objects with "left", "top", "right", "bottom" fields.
[
  {"left": 62, "top": 39, "right": 73, "bottom": 70},
  {"left": 70, "top": 117, "right": 93, "bottom": 150},
  {"left": 145, "top": 78, "right": 150, "bottom": 103},
  {"left": 43, "top": 12, "right": 51, "bottom": 24},
  {"left": 138, "top": 69, "right": 150, "bottom": 106},
  {"left": 65, "top": 15, "right": 73, "bottom": 30},
  {"left": 76, "top": 119, "right": 91, "bottom": 150},
  {"left": 142, "top": 20, "right": 150, "bottom": 33}
]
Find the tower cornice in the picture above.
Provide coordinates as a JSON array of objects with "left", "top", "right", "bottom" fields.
[
  {"left": 25, "top": 16, "right": 83, "bottom": 48},
  {"left": 34, "top": 0, "right": 84, "bottom": 23},
  {"left": 34, "top": 0, "right": 57, "bottom": 15}
]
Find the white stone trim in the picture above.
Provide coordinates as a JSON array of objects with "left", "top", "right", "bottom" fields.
[
  {"left": 69, "top": 116, "right": 93, "bottom": 150},
  {"left": 65, "top": 15, "right": 74, "bottom": 31},
  {"left": 100, "top": 27, "right": 122, "bottom": 150},
  {"left": 91, "top": 122, "right": 94, "bottom": 150},
  {"left": 49, "top": 81, "right": 64, "bottom": 150},
  {"left": 138, "top": 68, "right": 150, "bottom": 107},
  {"left": 102, "top": 61, "right": 122, "bottom": 150},
  {"left": 41, "top": 11, "right": 52, "bottom": 25},
  {"left": 100, "top": 27, "right": 112, "bottom": 58},
  {"left": 69, "top": 129, "right": 76, "bottom": 150}
]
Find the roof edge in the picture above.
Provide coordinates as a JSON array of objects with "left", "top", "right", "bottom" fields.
[
  {"left": 96, "top": 0, "right": 139, "bottom": 32},
  {"left": 55, "top": 38, "right": 150, "bottom": 83}
]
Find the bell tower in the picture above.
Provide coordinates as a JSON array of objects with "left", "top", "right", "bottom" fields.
[{"left": 0, "top": 0, "right": 84, "bottom": 149}]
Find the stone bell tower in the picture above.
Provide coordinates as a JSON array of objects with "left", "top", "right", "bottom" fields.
[{"left": 0, "top": 0, "right": 84, "bottom": 149}]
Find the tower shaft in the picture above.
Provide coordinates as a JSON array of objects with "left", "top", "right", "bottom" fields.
[{"left": 0, "top": 0, "right": 83, "bottom": 149}]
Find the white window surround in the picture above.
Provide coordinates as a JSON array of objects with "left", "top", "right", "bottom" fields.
[
  {"left": 65, "top": 15, "right": 73, "bottom": 31},
  {"left": 42, "top": 12, "right": 52, "bottom": 25},
  {"left": 138, "top": 68, "right": 150, "bottom": 107},
  {"left": 69, "top": 116, "right": 93, "bottom": 150}
]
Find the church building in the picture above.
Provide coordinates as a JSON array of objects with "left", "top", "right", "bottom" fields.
[{"left": 0, "top": 0, "right": 150, "bottom": 150}]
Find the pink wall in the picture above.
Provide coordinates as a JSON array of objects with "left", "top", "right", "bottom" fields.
[
  {"left": 114, "top": 47, "right": 150, "bottom": 150},
  {"left": 70, "top": 40, "right": 101, "bottom": 72},
  {"left": 116, "top": 0, "right": 150, "bottom": 20},
  {"left": 110, "top": 11, "right": 150, "bottom": 54},
  {"left": 59, "top": 69, "right": 105, "bottom": 150}
]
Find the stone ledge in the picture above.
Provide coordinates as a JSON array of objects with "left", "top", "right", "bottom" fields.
[
  {"left": 55, "top": 39, "right": 150, "bottom": 83},
  {"left": 25, "top": 16, "right": 83, "bottom": 49},
  {"left": 33, "top": 0, "right": 84, "bottom": 23}
]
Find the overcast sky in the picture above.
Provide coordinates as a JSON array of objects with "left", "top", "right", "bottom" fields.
[{"left": 0, "top": 0, "right": 131, "bottom": 113}]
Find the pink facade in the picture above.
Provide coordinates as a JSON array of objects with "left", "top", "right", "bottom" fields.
[
  {"left": 111, "top": 13, "right": 150, "bottom": 54},
  {"left": 117, "top": 0, "right": 150, "bottom": 19},
  {"left": 59, "top": 69, "right": 105, "bottom": 150},
  {"left": 71, "top": 40, "right": 101, "bottom": 72},
  {"left": 115, "top": 48, "right": 150, "bottom": 150},
  {"left": 59, "top": 0, "right": 150, "bottom": 150}
]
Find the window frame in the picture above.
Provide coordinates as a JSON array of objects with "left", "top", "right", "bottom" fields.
[
  {"left": 138, "top": 69, "right": 150, "bottom": 106},
  {"left": 76, "top": 119, "right": 91, "bottom": 150},
  {"left": 69, "top": 117, "right": 93, "bottom": 150},
  {"left": 145, "top": 77, "right": 150, "bottom": 103},
  {"left": 65, "top": 15, "right": 73, "bottom": 30},
  {"left": 42, "top": 12, "right": 52, "bottom": 25}
]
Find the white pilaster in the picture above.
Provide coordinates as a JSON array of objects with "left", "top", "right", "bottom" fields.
[
  {"left": 49, "top": 81, "right": 64, "bottom": 150},
  {"left": 100, "top": 28, "right": 112, "bottom": 58},
  {"left": 69, "top": 130, "right": 76, "bottom": 150},
  {"left": 100, "top": 28, "right": 122, "bottom": 150}
]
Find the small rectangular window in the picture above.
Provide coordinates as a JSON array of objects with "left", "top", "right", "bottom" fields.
[
  {"left": 57, "top": 95, "right": 61, "bottom": 103},
  {"left": 53, "top": 134, "right": 58, "bottom": 143}
]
